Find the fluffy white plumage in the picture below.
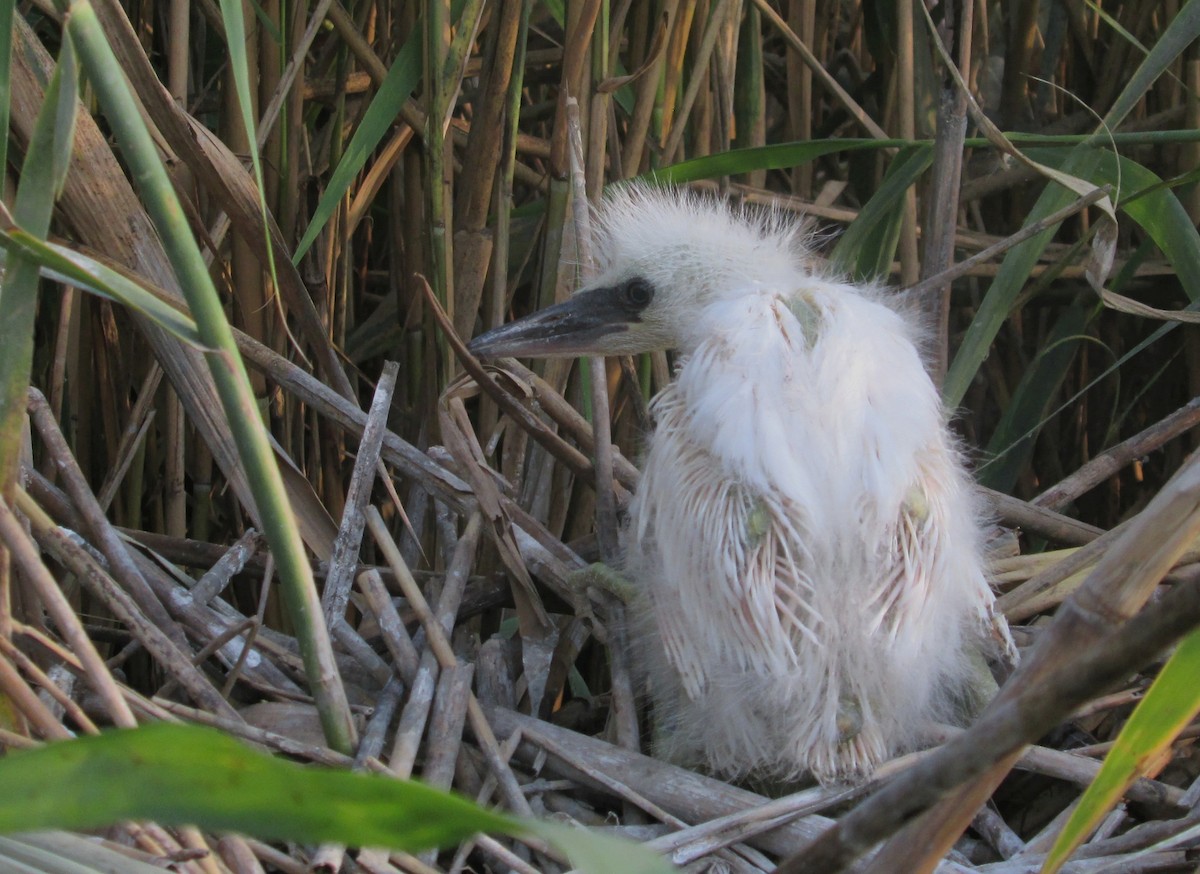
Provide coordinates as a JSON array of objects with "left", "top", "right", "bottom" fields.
[{"left": 471, "top": 184, "right": 1016, "bottom": 784}]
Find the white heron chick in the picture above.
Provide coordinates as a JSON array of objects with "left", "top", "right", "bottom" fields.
[{"left": 469, "top": 185, "right": 1015, "bottom": 784}]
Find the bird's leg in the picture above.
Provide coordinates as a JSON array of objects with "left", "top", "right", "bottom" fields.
[
  {"left": 956, "top": 641, "right": 1003, "bottom": 718},
  {"left": 565, "top": 561, "right": 639, "bottom": 606}
]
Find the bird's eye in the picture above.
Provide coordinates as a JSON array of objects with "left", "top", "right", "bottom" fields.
[{"left": 624, "top": 278, "right": 654, "bottom": 309}]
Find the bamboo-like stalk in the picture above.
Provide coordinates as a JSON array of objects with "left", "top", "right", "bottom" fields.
[{"left": 66, "top": 0, "right": 356, "bottom": 755}]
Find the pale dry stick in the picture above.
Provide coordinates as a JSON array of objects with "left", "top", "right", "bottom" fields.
[
  {"left": 28, "top": 388, "right": 188, "bottom": 653},
  {"left": 309, "top": 843, "right": 346, "bottom": 872},
  {"left": 926, "top": 724, "right": 1184, "bottom": 810},
  {"left": 242, "top": 840, "right": 309, "bottom": 874},
  {"left": 976, "top": 849, "right": 1192, "bottom": 874},
  {"left": 565, "top": 95, "right": 618, "bottom": 562},
  {"left": 377, "top": 513, "right": 484, "bottom": 787},
  {"left": 355, "top": 678, "right": 405, "bottom": 773},
  {"left": 215, "top": 836, "right": 266, "bottom": 874},
  {"left": 1034, "top": 395, "right": 1200, "bottom": 512},
  {"left": 190, "top": 528, "right": 265, "bottom": 606},
  {"left": 123, "top": 547, "right": 303, "bottom": 695},
  {"left": 903, "top": 186, "right": 1112, "bottom": 302},
  {"left": 417, "top": 664, "right": 475, "bottom": 866},
  {"left": 893, "top": 0, "right": 919, "bottom": 288},
  {"left": 387, "top": 653, "right": 437, "bottom": 779},
  {"left": 0, "top": 644, "right": 73, "bottom": 739},
  {"left": 331, "top": 617, "right": 393, "bottom": 685},
  {"left": 220, "top": 557, "right": 273, "bottom": 698},
  {"left": 995, "top": 519, "right": 1131, "bottom": 621},
  {"left": 749, "top": 0, "right": 888, "bottom": 140},
  {"left": 1084, "top": 804, "right": 1128, "bottom": 847},
  {"left": 0, "top": 635, "right": 99, "bottom": 734},
  {"left": 518, "top": 712, "right": 763, "bottom": 874},
  {"left": 355, "top": 855, "right": 406, "bottom": 874},
  {"left": 361, "top": 521, "right": 517, "bottom": 874},
  {"left": 365, "top": 506, "right": 536, "bottom": 820},
  {"left": 645, "top": 780, "right": 864, "bottom": 867},
  {"left": 155, "top": 616, "right": 256, "bottom": 699},
  {"left": 0, "top": 727, "right": 37, "bottom": 748},
  {"left": 323, "top": 361, "right": 400, "bottom": 623},
  {"left": 982, "top": 487, "right": 1103, "bottom": 546},
  {"left": 0, "top": 499, "right": 137, "bottom": 727},
  {"left": 16, "top": 491, "right": 243, "bottom": 722},
  {"left": 356, "top": 568, "right": 421, "bottom": 679},
  {"left": 389, "top": 852, "right": 443, "bottom": 874},
  {"left": 446, "top": 730, "right": 526, "bottom": 874},
  {"left": 472, "top": 836, "right": 542, "bottom": 874},
  {"left": 487, "top": 705, "right": 832, "bottom": 858},
  {"left": 971, "top": 804, "right": 1024, "bottom": 861},
  {"left": 178, "top": 828, "right": 231, "bottom": 874},
  {"left": 919, "top": 0, "right": 972, "bottom": 381}
]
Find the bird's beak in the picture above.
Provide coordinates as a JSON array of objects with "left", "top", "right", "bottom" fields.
[{"left": 468, "top": 286, "right": 637, "bottom": 358}]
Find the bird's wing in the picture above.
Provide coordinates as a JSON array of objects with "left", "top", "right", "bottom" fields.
[
  {"left": 630, "top": 294, "right": 833, "bottom": 694},
  {"left": 864, "top": 443, "right": 1018, "bottom": 672}
]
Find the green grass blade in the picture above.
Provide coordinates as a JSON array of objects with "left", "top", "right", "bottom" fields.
[
  {"left": 0, "top": 32, "right": 78, "bottom": 491},
  {"left": 977, "top": 306, "right": 1099, "bottom": 492},
  {"left": 943, "top": 147, "right": 1103, "bottom": 409},
  {"left": 0, "top": 228, "right": 204, "bottom": 345},
  {"left": 1042, "top": 629, "right": 1200, "bottom": 873},
  {"left": 1102, "top": 0, "right": 1200, "bottom": 131},
  {"left": 973, "top": 147, "right": 1200, "bottom": 487},
  {"left": 0, "top": 0, "right": 12, "bottom": 178},
  {"left": 831, "top": 145, "right": 933, "bottom": 282},
  {"left": 292, "top": 32, "right": 423, "bottom": 262},
  {"left": 1108, "top": 158, "right": 1200, "bottom": 300},
  {"left": 653, "top": 138, "right": 914, "bottom": 184},
  {"left": 1023, "top": 146, "right": 1200, "bottom": 301},
  {"left": 0, "top": 723, "right": 514, "bottom": 848},
  {"left": 217, "top": 0, "right": 280, "bottom": 293},
  {"left": 0, "top": 724, "right": 671, "bottom": 874},
  {"left": 66, "top": 0, "right": 356, "bottom": 754}
]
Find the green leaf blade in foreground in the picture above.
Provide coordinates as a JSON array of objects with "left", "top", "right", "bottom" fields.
[
  {"left": 0, "top": 723, "right": 510, "bottom": 847},
  {"left": 0, "top": 724, "right": 672, "bottom": 874},
  {"left": 293, "top": 33, "right": 423, "bottom": 262},
  {"left": 1043, "top": 629, "right": 1200, "bottom": 873},
  {"left": 0, "top": 229, "right": 204, "bottom": 346}
]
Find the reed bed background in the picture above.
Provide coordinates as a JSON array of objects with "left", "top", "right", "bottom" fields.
[{"left": 2, "top": 0, "right": 1200, "bottom": 871}]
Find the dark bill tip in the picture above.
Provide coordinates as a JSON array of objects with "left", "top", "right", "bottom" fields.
[{"left": 467, "top": 286, "right": 642, "bottom": 358}]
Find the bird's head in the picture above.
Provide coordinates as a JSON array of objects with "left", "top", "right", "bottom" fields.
[{"left": 468, "top": 184, "right": 812, "bottom": 358}]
